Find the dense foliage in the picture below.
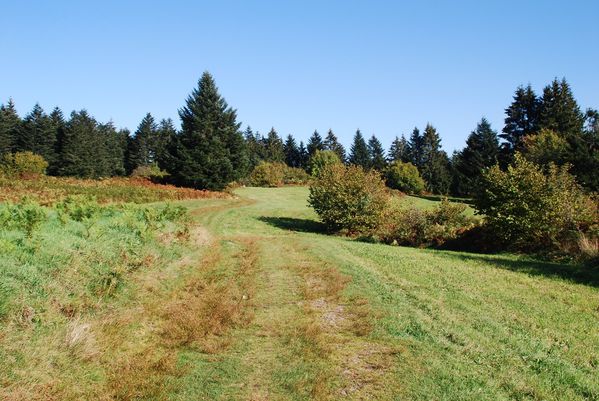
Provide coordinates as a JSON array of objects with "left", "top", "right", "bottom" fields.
[
  {"left": 0, "top": 151, "right": 48, "bottom": 177},
  {"left": 308, "top": 149, "right": 341, "bottom": 177},
  {"left": 384, "top": 161, "right": 425, "bottom": 194},
  {"left": 308, "top": 164, "right": 389, "bottom": 233}
]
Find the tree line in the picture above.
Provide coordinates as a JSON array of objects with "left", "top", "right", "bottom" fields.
[{"left": 1, "top": 73, "right": 597, "bottom": 192}]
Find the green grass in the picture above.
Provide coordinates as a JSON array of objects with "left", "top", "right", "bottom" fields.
[{"left": 1, "top": 186, "right": 597, "bottom": 400}]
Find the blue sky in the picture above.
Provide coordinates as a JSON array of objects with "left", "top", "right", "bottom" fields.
[{"left": 1, "top": 0, "right": 598, "bottom": 152}]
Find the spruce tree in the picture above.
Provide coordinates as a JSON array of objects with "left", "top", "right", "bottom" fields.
[
  {"left": 263, "top": 127, "right": 285, "bottom": 162},
  {"left": 453, "top": 118, "right": 500, "bottom": 196},
  {"left": 164, "top": 72, "right": 248, "bottom": 190},
  {"left": 367, "top": 134, "right": 386, "bottom": 171},
  {"left": 323, "top": 129, "right": 346, "bottom": 162},
  {"left": 407, "top": 127, "right": 424, "bottom": 168},
  {"left": 17, "top": 103, "right": 57, "bottom": 167},
  {"left": 155, "top": 118, "right": 176, "bottom": 171},
  {"left": 0, "top": 99, "right": 21, "bottom": 156},
  {"left": 59, "top": 110, "right": 100, "bottom": 177},
  {"left": 307, "top": 130, "right": 324, "bottom": 157},
  {"left": 501, "top": 84, "right": 540, "bottom": 160},
  {"left": 349, "top": 129, "right": 370, "bottom": 168},
  {"left": 538, "top": 78, "right": 584, "bottom": 138},
  {"left": 284, "top": 134, "right": 301, "bottom": 168},
  {"left": 420, "top": 124, "right": 451, "bottom": 194},
  {"left": 99, "top": 122, "right": 127, "bottom": 176},
  {"left": 244, "top": 126, "right": 264, "bottom": 169},
  {"left": 298, "top": 141, "right": 309, "bottom": 170},
  {"left": 388, "top": 135, "right": 409, "bottom": 163},
  {"left": 49, "top": 107, "right": 66, "bottom": 175},
  {"left": 126, "top": 113, "right": 158, "bottom": 173}
]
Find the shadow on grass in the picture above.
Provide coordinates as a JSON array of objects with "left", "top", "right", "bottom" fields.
[
  {"left": 258, "top": 216, "right": 327, "bottom": 234},
  {"left": 448, "top": 252, "right": 599, "bottom": 287}
]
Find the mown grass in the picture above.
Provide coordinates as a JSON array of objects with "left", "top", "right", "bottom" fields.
[{"left": 1, "top": 185, "right": 597, "bottom": 400}]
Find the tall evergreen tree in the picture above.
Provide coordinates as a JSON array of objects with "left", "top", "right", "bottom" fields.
[
  {"left": 323, "top": 129, "right": 346, "bottom": 162},
  {"left": 501, "top": 84, "right": 540, "bottom": 160},
  {"left": 284, "top": 134, "right": 301, "bottom": 168},
  {"left": 307, "top": 130, "right": 324, "bottom": 157},
  {"left": 367, "top": 134, "right": 386, "bottom": 171},
  {"left": 263, "top": 127, "right": 285, "bottom": 162},
  {"left": 388, "top": 135, "right": 409, "bottom": 163},
  {"left": 453, "top": 118, "right": 500, "bottom": 196},
  {"left": 49, "top": 107, "right": 66, "bottom": 175},
  {"left": 298, "top": 141, "right": 309, "bottom": 170},
  {"left": 154, "top": 118, "right": 176, "bottom": 170},
  {"left": 420, "top": 124, "right": 451, "bottom": 194},
  {"left": 126, "top": 113, "right": 158, "bottom": 173},
  {"left": 59, "top": 110, "right": 101, "bottom": 177},
  {"left": 164, "top": 72, "right": 248, "bottom": 190},
  {"left": 17, "top": 103, "right": 58, "bottom": 167},
  {"left": 407, "top": 127, "right": 424, "bottom": 168},
  {"left": 349, "top": 129, "right": 370, "bottom": 168},
  {"left": 244, "top": 126, "right": 265, "bottom": 169},
  {"left": 99, "top": 122, "right": 127, "bottom": 176},
  {"left": 0, "top": 99, "right": 21, "bottom": 156}
]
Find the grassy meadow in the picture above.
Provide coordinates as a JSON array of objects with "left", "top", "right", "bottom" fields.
[{"left": 0, "top": 185, "right": 597, "bottom": 400}]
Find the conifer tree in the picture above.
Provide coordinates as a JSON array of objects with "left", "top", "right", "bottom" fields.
[
  {"left": 323, "top": 129, "right": 346, "bottom": 162},
  {"left": 164, "top": 72, "right": 248, "bottom": 190},
  {"left": 244, "top": 126, "right": 264, "bottom": 169},
  {"left": 349, "top": 129, "right": 369, "bottom": 168},
  {"left": 501, "top": 84, "right": 540, "bottom": 160},
  {"left": 263, "top": 127, "right": 285, "bottom": 162},
  {"left": 49, "top": 107, "right": 66, "bottom": 175},
  {"left": 307, "top": 130, "right": 324, "bottom": 157},
  {"left": 538, "top": 78, "right": 584, "bottom": 138},
  {"left": 420, "top": 124, "right": 451, "bottom": 194},
  {"left": 453, "top": 118, "right": 500, "bottom": 196},
  {"left": 99, "top": 122, "right": 127, "bottom": 176},
  {"left": 126, "top": 113, "right": 158, "bottom": 173},
  {"left": 284, "top": 134, "right": 301, "bottom": 168},
  {"left": 298, "top": 141, "right": 309, "bottom": 170},
  {"left": 0, "top": 99, "right": 21, "bottom": 156},
  {"left": 17, "top": 103, "right": 57, "bottom": 167},
  {"left": 154, "top": 118, "right": 176, "bottom": 170},
  {"left": 367, "top": 134, "right": 386, "bottom": 171},
  {"left": 59, "top": 110, "right": 101, "bottom": 177},
  {"left": 388, "top": 135, "right": 409, "bottom": 163},
  {"left": 407, "top": 127, "right": 424, "bottom": 168}
]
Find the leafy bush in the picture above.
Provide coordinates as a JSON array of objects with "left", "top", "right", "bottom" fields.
[
  {"left": 309, "top": 150, "right": 341, "bottom": 177},
  {"left": 0, "top": 152, "right": 48, "bottom": 178},
  {"left": 475, "top": 153, "right": 598, "bottom": 255},
  {"left": 378, "top": 198, "right": 475, "bottom": 247},
  {"left": 385, "top": 161, "right": 426, "bottom": 194},
  {"left": 522, "top": 128, "right": 569, "bottom": 166},
  {"left": 282, "top": 166, "right": 310, "bottom": 185},
  {"left": 308, "top": 163, "right": 389, "bottom": 233},
  {"left": 249, "top": 162, "right": 285, "bottom": 187},
  {"left": 130, "top": 164, "right": 169, "bottom": 180}
]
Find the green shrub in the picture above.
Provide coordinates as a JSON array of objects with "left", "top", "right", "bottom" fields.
[
  {"left": 309, "top": 150, "right": 341, "bottom": 177},
  {"left": 282, "top": 166, "right": 310, "bottom": 185},
  {"left": 385, "top": 161, "right": 425, "bottom": 194},
  {"left": 130, "top": 164, "right": 169, "bottom": 180},
  {"left": 249, "top": 162, "right": 285, "bottom": 187},
  {"left": 475, "top": 153, "right": 598, "bottom": 255},
  {"left": 308, "top": 164, "right": 389, "bottom": 233},
  {"left": 379, "top": 198, "right": 475, "bottom": 247},
  {"left": 0, "top": 152, "right": 48, "bottom": 178},
  {"left": 0, "top": 199, "right": 48, "bottom": 238}
]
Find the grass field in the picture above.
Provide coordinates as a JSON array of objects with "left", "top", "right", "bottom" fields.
[{"left": 1, "top": 186, "right": 597, "bottom": 400}]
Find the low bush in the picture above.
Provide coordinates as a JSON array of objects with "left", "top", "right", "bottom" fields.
[
  {"left": 385, "top": 161, "right": 425, "bottom": 194},
  {"left": 475, "top": 153, "right": 598, "bottom": 256},
  {"left": 131, "top": 164, "right": 169, "bottom": 180},
  {"left": 308, "top": 163, "right": 389, "bottom": 234},
  {"left": 378, "top": 198, "right": 476, "bottom": 247},
  {"left": 0, "top": 199, "right": 47, "bottom": 238},
  {"left": 0, "top": 151, "right": 48, "bottom": 178},
  {"left": 282, "top": 166, "right": 310, "bottom": 185},
  {"left": 249, "top": 162, "right": 285, "bottom": 187}
]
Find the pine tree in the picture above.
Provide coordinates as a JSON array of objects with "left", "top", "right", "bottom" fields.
[
  {"left": 538, "top": 78, "right": 584, "bottom": 139},
  {"left": 49, "top": 107, "right": 66, "bottom": 175},
  {"left": 284, "top": 134, "right": 301, "bottom": 168},
  {"left": 323, "top": 129, "right": 346, "bottom": 162},
  {"left": 263, "top": 127, "right": 285, "bottom": 162},
  {"left": 407, "top": 127, "right": 424, "bottom": 168},
  {"left": 367, "top": 134, "right": 386, "bottom": 171},
  {"left": 388, "top": 135, "right": 409, "bottom": 163},
  {"left": 0, "top": 99, "right": 21, "bottom": 156},
  {"left": 453, "top": 118, "right": 500, "bottom": 196},
  {"left": 99, "top": 122, "right": 127, "bottom": 176},
  {"left": 307, "top": 130, "right": 324, "bottom": 157},
  {"left": 164, "top": 72, "right": 248, "bottom": 190},
  {"left": 155, "top": 118, "right": 176, "bottom": 171},
  {"left": 59, "top": 110, "right": 100, "bottom": 177},
  {"left": 298, "top": 141, "right": 309, "bottom": 170},
  {"left": 17, "top": 103, "right": 57, "bottom": 167},
  {"left": 349, "top": 129, "right": 369, "bottom": 168},
  {"left": 420, "top": 124, "right": 451, "bottom": 194},
  {"left": 501, "top": 84, "right": 540, "bottom": 160},
  {"left": 126, "top": 113, "right": 158, "bottom": 173},
  {"left": 244, "top": 126, "right": 264, "bottom": 169}
]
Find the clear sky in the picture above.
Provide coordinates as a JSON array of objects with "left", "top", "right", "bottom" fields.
[{"left": 1, "top": 0, "right": 598, "bottom": 153}]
